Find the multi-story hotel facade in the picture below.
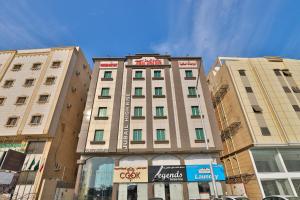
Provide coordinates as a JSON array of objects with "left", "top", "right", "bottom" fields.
[
  {"left": 0, "top": 47, "right": 91, "bottom": 199},
  {"left": 207, "top": 57, "right": 300, "bottom": 199},
  {"left": 75, "top": 54, "right": 224, "bottom": 200}
]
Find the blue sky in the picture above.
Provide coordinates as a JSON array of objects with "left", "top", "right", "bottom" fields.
[{"left": 0, "top": 0, "right": 300, "bottom": 72}]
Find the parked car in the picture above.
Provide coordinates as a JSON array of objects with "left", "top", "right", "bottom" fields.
[
  {"left": 263, "top": 196, "right": 300, "bottom": 200},
  {"left": 223, "top": 196, "right": 249, "bottom": 200}
]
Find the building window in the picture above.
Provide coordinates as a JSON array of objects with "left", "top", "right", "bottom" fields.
[
  {"left": 245, "top": 87, "right": 253, "bottom": 93},
  {"left": 94, "top": 130, "right": 104, "bottom": 141},
  {"left": 154, "top": 70, "right": 161, "bottom": 78},
  {"left": 12, "top": 64, "right": 22, "bottom": 71},
  {"left": 252, "top": 149, "right": 284, "bottom": 172},
  {"left": 104, "top": 71, "right": 112, "bottom": 78},
  {"left": 260, "top": 127, "right": 271, "bottom": 136},
  {"left": 195, "top": 128, "right": 205, "bottom": 140},
  {"left": 45, "top": 77, "right": 56, "bottom": 85},
  {"left": 188, "top": 87, "right": 197, "bottom": 96},
  {"left": 3, "top": 80, "right": 14, "bottom": 88},
  {"left": 292, "top": 105, "right": 300, "bottom": 112},
  {"left": 238, "top": 70, "right": 246, "bottom": 76},
  {"left": 252, "top": 105, "right": 263, "bottom": 113},
  {"left": 24, "top": 79, "right": 34, "bottom": 87},
  {"left": 273, "top": 69, "right": 281, "bottom": 76},
  {"left": 0, "top": 97, "right": 6, "bottom": 106},
  {"left": 155, "top": 107, "right": 164, "bottom": 117},
  {"left": 15, "top": 96, "right": 27, "bottom": 105},
  {"left": 133, "top": 129, "right": 142, "bottom": 141},
  {"left": 154, "top": 87, "right": 163, "bottom": 96},
  {"left": 282, "top": 69, "right": 292, "bottom": 77},
  {"left": 280, "top": 149, "right": 300, "bottom": 172},
  {"left": 134, "top": 87, "right": 143, "bottom": 96},
  {"left": 292, "top": 86, "right": 300, "bottom": 93},
  {"left": 51, "top": 61, "right": 61, "bottom": 68},
  {"left": 6, "top": 117, "right": 18, "bottom": 127},
  {"left": 98, "top": 107, "right": 107, "bottom": 117},
  {"left": 101, "top": 88, "right": 110, "bottom": 97},
  {"left": 191, "top": 106, "right": 200, "bottom": 116},
  {"left": 282, "top": 86, "right": 291, "bottom": 93},
  {"left": 134, "top": 71, "right": 143, "bottom": 78},
  {"left": 156, "top": 129, "right": 166, "bottom": 141},
  {"left": 38, "top": 94, "right": 49, "bottom": 103},
  {"left": 261, "top": 179, "right": 293, "bottom": 196},
  {"left": 185, "top": 70, "right": 193, "bottom": 77},
  {"left": 134, "top": 107, "right": 143, "bottom": 117},
  {"left": 30, "top": 115, "right": 42, "bottom": 125},
  {"left": 31, "top": 63, "right": 41, "bottom": 70}
]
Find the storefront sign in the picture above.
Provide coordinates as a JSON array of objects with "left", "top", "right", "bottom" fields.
[
  {"left": 133, "top": 57, "right": 163, "bottom": 65},
  {"left": 113, "top": 167, "right": 148, "bottom": 183},
  {"left": 99, "top": 61, "right": 118, "bottom": 68},
  {"left": 178, "top": 60, "right": 197, "bottom": 68},
  {"left": 148, "top": 165, "right": 186, "bottom": 182},
  {"left": 122, "top": 94, "right": 131, "bottom": 150},
  {"left": 186, "top": 164, "right": 226, "bottom": 182}
]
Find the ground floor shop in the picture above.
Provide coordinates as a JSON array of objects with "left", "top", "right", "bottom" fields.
[{"left": 77, "top": 153, "right": 225, "bottom": 200}]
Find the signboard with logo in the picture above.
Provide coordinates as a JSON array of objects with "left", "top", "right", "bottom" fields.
[
  {"left": 178, "top": 60, "right": 197, "bottom": 68},
  {"left": 99, "top": 61, "right": 118, "bottom": 68},
  {"left": 186, "top": 164, "right": 226, "bottom": 182},
  {"left": 113, "top": 167, "right": 148, "bottom": 183},
  {"left": 132, "top": 57, "right": 163, "bottom": 65},
  {"left": 148, "top": 165, "right": 186, "bottom": 182}
]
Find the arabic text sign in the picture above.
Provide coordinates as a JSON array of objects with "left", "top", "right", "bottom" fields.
[
  {"left": 148, "top": 165, "right": 186, "bottom": 182},
  {"left": 133, "top": 57, "right": 163, "bottom": 65},
  {"left": 113, "top": 167, "right": 148, "bottom": 183},
  {"left": 186, "top": 164, "right": 226, "bottom": 182},
  {"left": 178, "top": 60, "right": 197, "bottom": 68}
]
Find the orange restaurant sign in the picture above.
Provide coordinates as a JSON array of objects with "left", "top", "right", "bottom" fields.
[{"left": 113, "top": 166, "right": 148, "bottom": 183}]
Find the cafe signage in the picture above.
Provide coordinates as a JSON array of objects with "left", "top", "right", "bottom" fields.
[
  {"left": 186, "top": 164, "right": 226, "bottom": 182},
  {"left": 148, "top": 165, "right": 186, "bottom": 182},
  {"left": 178, "top": 60, "right": 197, "bottom": 68},
  {"left": 99, "top": 61, "right": 118, "bottom": 68},
  {"left": 132, "top": 57, "right": 163, "bottom": 65},
  {"left": 113, "top": 167, "right": 148, "bottom": 183}
]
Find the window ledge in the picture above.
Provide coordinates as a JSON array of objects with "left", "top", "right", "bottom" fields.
[
  {"left": 153, "top": 95, "right": 165, "bottom": 98},
  {"left": 184, "top": 77, "right": 196, "bottom": 80},
  {"left": 130, "top": 140, "right": 145, "bottom": 144},
  {"left": 94, "top": 116, "right": 109, "bottom": 120},
  {"left": 98, "top": 95, "right": 111, "bottom": 99},
  {"left": 132, "top": 95, "right": 145, "bottom": 99},
  {"left": 152, "top": 77, "right": 164, "bottom": 80},
  {"left": 154, "top": 140, "right": 169, "bottom": 144},
  {"left": 29, "top": 123, "right": 41, "bottom": 126},
  {"left": 90, "top": 141, "right": 105, "bottom": 145},
  {"left": 101, "top": 78, "right": 113, "bottom": 81},
  {"left": 195, "top": 139, "right": 205, "bottom": 143},
  {"left": 5, "top": 125, "right": 17, "bottom": 128},
  {"left": 191, "top": 115, "right": 203, "bottom": 119},
  {"left": 154, "top": 116, "right": 167, "bottom": 119},
  {"left": 133, "top": 77, "right": 145, "bottom": 80},
  {"left": 187, "top": 95, "right": 198, "bottom": 98},
  {"left": 131, "top": 116, "right": 145, "bottom": 120}
]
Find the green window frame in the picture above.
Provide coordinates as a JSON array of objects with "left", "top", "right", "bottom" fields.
[
  {"left": 101, "top": 88, "right": 110, "bottom": 96},
  {"left": 185, "top": 70, "right": 193, "bottom": 77},
  {"left": 133, "top": 129, "right": 142, "bottom": 141},
  {"left": 135, "top": 71, "right": 143, "bottom": 78},
  {"left": 134, "top": 107, "right": 143, "bottom": 117},
  {"left": 94, "top": 129, "right": 104, "bottom": 141},
  {"left": 104, "top": 71, "right": 112, "bottom": 78},
  {"left": 195, "top": 128, "right": 205, "bottom": 140},
  {"left": 191, "top": 106, "right": 200, "bottom": 116},
  {"left": 98, "top": 107, "right": 107, "bottom": 117},
  {"left": 156, "top": 129, "right": 166, "bottom": 141},
  {"left": 156, "top": 107, "right": 164, "bottom": 117},
  {"left": 135, "top": 87, "right": 143, "bottom": 96},
  {"left": 188, "top": 87, "right": 197, "bottom": 96},
  {"left": 154, "top": 70, "right": 161, "bottom": 78},
  {"left": 154, "top": 87, "right": 163, "bottom": 96}
]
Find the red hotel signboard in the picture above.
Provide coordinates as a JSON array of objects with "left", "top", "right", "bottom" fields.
[
  {"left": 133, "top": 57, "right": 163, "bottom": 65},
  {"left": 99, "top": 61, "right": 118, "bottom": 68}
]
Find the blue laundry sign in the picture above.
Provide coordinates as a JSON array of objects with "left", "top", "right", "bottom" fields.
[{"left": 186, "top": 164, "right": 226, "bottom": 182}]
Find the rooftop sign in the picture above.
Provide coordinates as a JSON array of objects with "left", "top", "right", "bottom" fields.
[{"left": 132, "top": 57, "right": 163, "bottom": 65}]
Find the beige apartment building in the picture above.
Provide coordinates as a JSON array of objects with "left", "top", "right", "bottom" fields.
[
  {"left": 0, "top": 47, "right": 91, "bottom": 199},
  {"left": 75, "top": 54, "right": 225, "bottom": 200},
  {"left": 207, "top": 56, "right": 300, "bottom": 199}
]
